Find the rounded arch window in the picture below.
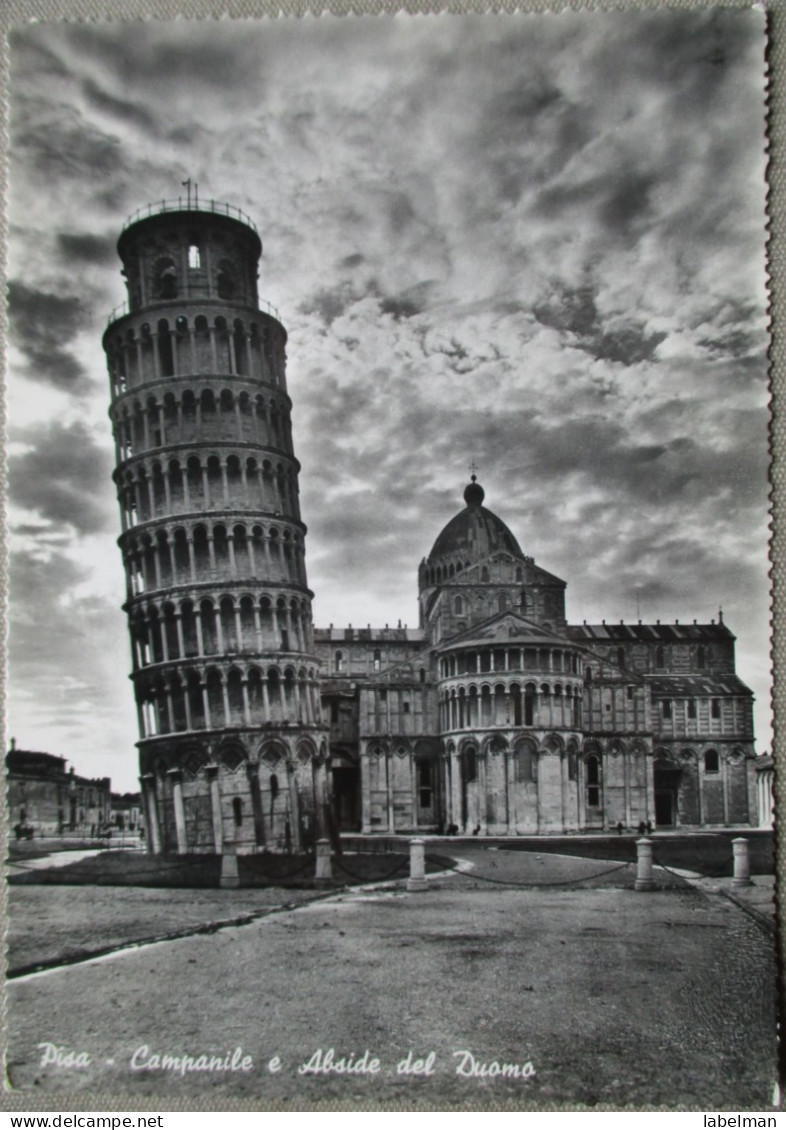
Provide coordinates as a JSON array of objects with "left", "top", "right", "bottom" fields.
[
  {"left": 232, "top": 797, "right": 243, "bottom": 826},
  {"left": 463, "top": 746, "right": 477, "bottom": 783},
  {"left": 586, "top": 755, "right": 601, "bottom": 807},
  {"left": 154, "top": 259, "right": 177, "bottom": 300},
  {"left": 704, "top": 749, "right": 720, "bottom": 773},
  {"left": 216, "top": 261, "right": 236, "bottom": 300}
]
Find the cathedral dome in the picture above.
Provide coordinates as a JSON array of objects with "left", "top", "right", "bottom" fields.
[{"left": 428, "top": 477, "right": 523, "bottom": 562}]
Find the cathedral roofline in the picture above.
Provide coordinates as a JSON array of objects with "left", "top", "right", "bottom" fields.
[
  {"left": 313, "top": 626, "right": 426, "bottom": 642},
  {"left": 568, "top": 622, "right": 735, "bottom": 642},
  {"left": 646, "top": 673, "right": 753, "bottom": 696},
  {"left": 438, "top": 609, "right": 571, "bottom": 649}
]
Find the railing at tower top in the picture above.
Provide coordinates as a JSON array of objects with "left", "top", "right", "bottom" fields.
[
  {"left": 121, "top": 197, "right": 258, "bottom": 234},
  {"left": 105, "top": 294, "right": 282, "bottom": 326}
]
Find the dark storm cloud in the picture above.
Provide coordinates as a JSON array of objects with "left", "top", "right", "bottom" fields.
[
  {"left": 60, "top": 22, "right": 269, "bottom": 98},
  {"left": 423, "top": 406, "right": 768, "bottom": 517},
  {"left": 300, "top": 281, "right": 429, "bottom": 328},
  {"left": 387, "top": 192, "right": 417, "bottom": 235},
  {"left": 7, "top": 281, "right": 91, "bottom": 391},
  {"left": 9, "top": 31, "right": 71, "bottom": 79},
  {"left": 599, "top": 171, "right": 655, "bottom": 237},
  {"left": 583, "top": 8, "right": 752, "bottom": 110},
  {"left": 299, "top": 286, "right": 356, "bottom": 327},
  {"left": 81, "top": 77, "right": 157, "bottom": 132},
  {"left": 533, "top": 168, "right": 656, "bottom": 241},
  {"left": 534, "top": 285, "right": 667, "bottom": 364},
  {"left": 10, "top": 421, "right": 115, "bottom": 536},
  {"left": 13, "top": 111, "right": 125, "bottom": 184},
  {"left": 379, "top": 295, "right": 425, "bottom": 321},
  {"left": 57, "top": 232, "right": 115, "bottom": 266}
]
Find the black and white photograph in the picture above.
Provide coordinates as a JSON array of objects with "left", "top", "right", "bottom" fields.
[{"left": 3, "top": 5, "right": 778, "bottom": 1112}]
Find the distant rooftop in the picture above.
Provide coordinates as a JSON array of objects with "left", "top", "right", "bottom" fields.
[
  {"left": 647, "top": 674, "right": 752, "bottom": 696},
  {"left": 568, "top": 621, "right": 733, "bottom": 642},
  {"left": 314, "top": 625, "right": 426, "bottom": 643}
]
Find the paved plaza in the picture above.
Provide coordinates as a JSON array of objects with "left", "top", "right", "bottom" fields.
[{"left": 5, "top": 845, "right": 778, "bottom": 1110}]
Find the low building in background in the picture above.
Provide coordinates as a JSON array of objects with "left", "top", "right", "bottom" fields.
[
  {"left": 110, "top": 792, "right": 145, "bottom": 834},
  {"left": 5, "top": 741, "right": 111, "bottom": 837}
]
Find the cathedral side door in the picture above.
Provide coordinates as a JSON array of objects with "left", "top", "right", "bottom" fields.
[
  {"left": 331, "top": 766, "right": 361, "bottom": 831},
  {"left": 654, "top": 762, "right": 681, "bottom": 827}
]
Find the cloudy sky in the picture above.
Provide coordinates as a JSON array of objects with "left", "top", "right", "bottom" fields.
[{"left": 7, "top": 9, "right": 770, "bottom": 791}]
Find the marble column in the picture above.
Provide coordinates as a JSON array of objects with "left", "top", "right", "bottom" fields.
[
  {"left": 206, "top": 764, "right": 224, "bottom": 854},
  {"left": 168, "top": 768, "right": 188, "bottom": 854}
]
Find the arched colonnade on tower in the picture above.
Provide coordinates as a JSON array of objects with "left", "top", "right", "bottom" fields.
[
  {"left": 115, "top": 453, "right": 300, "bottom": 530},
  {"left": 122, "top": 521, "right": 307, "bottom": 594},
  {"left": 105, "top": 313, "right": 285, "bottom": 395},
  {"left": 128, "top": 592, "right": 313, "bottom": 668},
  {"left": 134, "top": 659, "right": 322, "bottom": 739},
  {"left": 110, "top": 386, "right": 292, "bottom": 462}
]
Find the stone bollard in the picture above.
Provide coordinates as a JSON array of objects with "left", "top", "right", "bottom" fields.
[
  {"left": 732, "top": 837, "right": 753, "bottom": 888},
  {"left": 220, "top": 840, "right": 240, "bottom": 889},
  {"left": 315, "top": 838, "right": 332, "bottom": 884},
  {"left": 407, "top": 837, "right": 428, "bottom": 892},
  {"left": 634, "top": 837, "right": 656, "bottom": 891}
]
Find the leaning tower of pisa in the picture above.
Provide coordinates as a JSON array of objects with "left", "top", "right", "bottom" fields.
[{"left": 103, "top": 196, "right": 329, "bottom": 855}]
